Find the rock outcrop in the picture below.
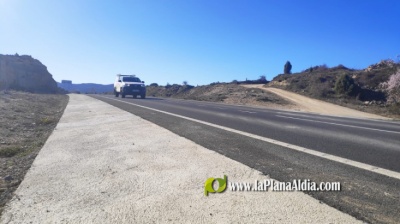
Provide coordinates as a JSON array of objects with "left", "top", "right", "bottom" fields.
[
  {"left": 365, "top": 60, "right": 396, "bottom": 72},
  {"left": 0, "top": 54, "right": 59, "bottom": 93}
]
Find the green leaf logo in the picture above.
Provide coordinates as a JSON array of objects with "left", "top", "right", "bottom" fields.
[{"left": 204, "top": 175, "right": 227, "bottom": 196}]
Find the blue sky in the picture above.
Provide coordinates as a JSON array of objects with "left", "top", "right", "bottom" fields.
[{"left": 1, "top": 0, "right": 399, "bottom": 85}]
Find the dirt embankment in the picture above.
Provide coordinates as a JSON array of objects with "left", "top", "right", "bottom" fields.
[
  {"left": 0, "top": 91, "right": 68, "bottom": 215},
  {"left": 269, "top": 61, "right": 400, "bottom": 118},
  {"left": 147, "top": 83, "right": 393, "bottom": 119},
  {"left": 147, "top": 84, "right": 298, "bottom": 110},
  {"left": 243, "top": 85, "right": 389, "bottom": 119}
]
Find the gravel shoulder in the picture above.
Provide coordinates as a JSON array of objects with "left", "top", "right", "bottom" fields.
[
  {"left": 243, "top": 84, "right": 389, "bottom": 119},
  {"left": 1, "top": 94, "right": 360, "bottom": 223}
]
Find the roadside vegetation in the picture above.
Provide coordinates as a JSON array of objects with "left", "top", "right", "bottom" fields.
[
  {"left": 145, "top": 60, "right": 400, "bottom": 118},
  {"left": 0, "top": 91, "right": 68, "bottom": 215},
  {"left": 269, "top": 60, "right": 400, "bottom": 118}
]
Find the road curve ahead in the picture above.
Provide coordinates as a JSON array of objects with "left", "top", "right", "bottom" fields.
[{"left": 92, "top": 95, "right": 400, "bottom": 224}]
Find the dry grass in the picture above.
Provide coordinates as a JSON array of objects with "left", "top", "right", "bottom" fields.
[{"left": 0, "top": 91, "right": 68, "bottom": 215}]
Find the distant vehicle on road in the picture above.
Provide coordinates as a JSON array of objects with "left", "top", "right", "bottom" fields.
[{"left": 114, "top": 74, "right": 146, "bottom": 99}]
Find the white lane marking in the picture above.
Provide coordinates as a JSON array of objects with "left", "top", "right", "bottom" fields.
[
  {"left": 276, "top": 115, "right": 400, "bottom": 134},
  {"left": 238, "top": 110, "right": 257, "bottom": 114},
  {"left": 97, "top": 95, "right": 400, "bottom": 180},
  {"left": 276, "top": 111, "right": 397, "bottom": 123},
  {"left": 214, "top": 107, "right": 226, "bottom": 110}
]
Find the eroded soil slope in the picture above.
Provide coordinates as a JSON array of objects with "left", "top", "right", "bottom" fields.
[
  {"left": 243, "top": 85, "right": 388, "bottom": 119},
  {"left": 147, "top": 84, "right": 298, "bottom": 110}
]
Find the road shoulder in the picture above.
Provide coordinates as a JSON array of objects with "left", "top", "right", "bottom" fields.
[{"left": 1, "top": 94, "right": 360, "bottom": 223}]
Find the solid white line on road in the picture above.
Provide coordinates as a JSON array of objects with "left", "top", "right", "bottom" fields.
[
  {"left": 96, "top": 95, "right": 400, "bottom": 180},
  {"left": 276, "top": 115, "right": 400, "bottom": 134},
  {"left": 275, "top": 111, "right": 397, "bottom": 124}
]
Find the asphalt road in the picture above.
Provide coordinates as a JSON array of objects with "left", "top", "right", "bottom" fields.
[
  {"left": 95, "top": 95, "right": 400, "bottom": 172},
  {"left": 91, "top": 95, "right": 400, "bottom": 224}
]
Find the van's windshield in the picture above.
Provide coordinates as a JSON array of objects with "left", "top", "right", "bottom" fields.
[{"left": 122, "top": 77, "right": 141, "bottom": 82}]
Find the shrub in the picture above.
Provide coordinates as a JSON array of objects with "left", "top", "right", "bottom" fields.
[
  {"left": 335, "top": 64, "right": 348, "bottom": 70},
  {"left": 149, "top": 83, "right": 158, "bottom": 87},
  {"left": 301, "top": 64, "right": 329, "bottom": 73},
  {"left": 258, "top": 75, "right": 267, "bottom": 83},
  {"left": 335, "top": 74, "right": 358, "bottom": 96}
]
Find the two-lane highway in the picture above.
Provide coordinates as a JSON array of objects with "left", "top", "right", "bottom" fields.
[
  {"left": 91, "top": 95, "right": 400, "bottom": 224},
  {"left": 96, "top": 95, "right": 400, "bottom": 172}
]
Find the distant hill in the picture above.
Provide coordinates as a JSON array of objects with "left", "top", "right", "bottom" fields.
[
  {"left": 57, "top": 82, "right": 113, "bottom": 94},
  {"left": 0, "top": 54, "right": 63, "bottom": 93}
]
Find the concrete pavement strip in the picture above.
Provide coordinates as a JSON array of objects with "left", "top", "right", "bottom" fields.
[{"left": 1, "top": 94, "right": 360, "bottom": 223}]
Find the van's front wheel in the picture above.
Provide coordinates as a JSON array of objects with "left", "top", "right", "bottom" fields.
[{"left": 120, "top": 88, "right": 126, "bottom": 98}]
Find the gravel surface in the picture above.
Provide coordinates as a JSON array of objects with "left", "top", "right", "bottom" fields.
[{"left": 1, "top": 94, "right": 360, "bottom": 223}]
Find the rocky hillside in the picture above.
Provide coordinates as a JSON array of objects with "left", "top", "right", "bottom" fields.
[
  {"left": 269, "top": 60, "right": 400, "bottom": 117},
  {"left": 0, "top": 54, "right": 61, "bottom": 93}
]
